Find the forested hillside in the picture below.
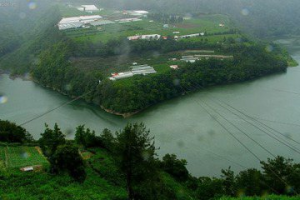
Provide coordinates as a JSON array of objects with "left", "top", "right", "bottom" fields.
[
  {"left": 0, "top": 1, "right": 65, "bottom": 74},
  {"left": 31, "top": 38, "right": 288, "bottom": 115}
]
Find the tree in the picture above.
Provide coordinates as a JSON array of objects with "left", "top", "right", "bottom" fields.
[
  {"left": 39, "top": 123, "right": 66, "bottom": 173},
  {"left": 236, "top": 168, "right": 266, "bottom": 196},
  {"left": 75, "top": 125, "right": 85, "bottom": 146},
  {"left": 196, "top": 177, "right": 225, "bottom": 200},
  {"left": 114, "top": 123, "right": 159, "bottom": 200},
  {"left": 161, "top": 154, "right": 189, "bottom": 182},
  {"left": 75, "top": 125, "right": 101, "bottom": 148},
  {"left": 261, "top": 156, "right": 300, "bottom": 195},
  {"left": 52, "top": 144, "right": 86, "bottom": 182},
  {"left": 221, "top": 167, "right": 236, "bottom": 196},
  {"left": 100, "top": 128, "right": 116, "bottom": 152},
  {"left": 0, "top": 120, "right": 33, "bottom": 143}
]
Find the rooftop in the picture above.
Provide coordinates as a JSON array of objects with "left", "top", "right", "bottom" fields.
[{"left": 77, "top": 5, "right": 99, "bottom": 12}]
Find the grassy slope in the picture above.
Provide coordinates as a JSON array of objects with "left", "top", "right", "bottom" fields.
[
  {"left": 0, "top": 168, "right": 127, "bottom": 200},
  {"left": 0, "top": 147, "right": 127, "bottom": 200},
  {"left": 1, "top": 146, "right": 299, "bottom": 199},
  {"left": 0, "top": 147, "right": 191, "bottom": 200}
]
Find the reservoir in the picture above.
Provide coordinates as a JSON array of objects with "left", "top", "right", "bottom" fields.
[{"left": 1, "top": 37, "right": 300, "bottom": 177}]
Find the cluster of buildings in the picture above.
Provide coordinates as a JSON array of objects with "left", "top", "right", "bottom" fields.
[
  {"left": 127, "top": 32, "right": 206, "bottom": 41},
  {"left": 58, "top": 7, "right": 148, "bottom": 31},
  {"left": 179, "top": 33, "right": 205, "bottom": 39},
  {"left": 109, "top": 65, "right": 156, "bottom": 81},
  {"left": 181, "top": 55, "right": 233, "bottom": 63},
  {"left": 128, "top": 34, "right": 161, "bottom": 41}
]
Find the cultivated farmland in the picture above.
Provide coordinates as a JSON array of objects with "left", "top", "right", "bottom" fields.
[{"left": 0, "top": 146, "right": 48, "bottom": 168}]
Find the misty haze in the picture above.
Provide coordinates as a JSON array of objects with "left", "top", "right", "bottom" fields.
[{"left": 0, "top": 0, "right": 300, "bottom": 199}]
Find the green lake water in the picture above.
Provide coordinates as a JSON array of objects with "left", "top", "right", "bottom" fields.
[{"left": 1, "top": 37, "right": 300, "bottom": 177}]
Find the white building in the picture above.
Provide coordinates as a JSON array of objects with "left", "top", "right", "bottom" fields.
[
  {"left": 58, "top": 22, "right": 84, "bottom": 30},
  {"left": 181, "top": 56, "right": 200, "bottom": 63},
  {"left": 58, "top": 15, "right": 102, "bottom": 30},
  {"left": 20, "top": 166, "right": 34, "bottom": 172},
  {"left": 110, "top": 65, "right": 156, "bottom": 81},
  {"left": 110, "top": 72, "right": 134, "bottom": 81},
  {"left": 131, "top": 65, "right": 156, "bottom": 75},
  {"left": 126, "top": 10, "right": 149, "bottom": 16},
  {"left": 79, "top": 15, "right": 102, "bottom": 23},
  {"left": 180, "top": 33, "right": 200, "bottom": 39},
  {"left": 170, "top": 65, "right": 179, "bottom": 70},
  {"left": 141, "top": 34, "right": 161, "bottom": 40},
  {"left": 77, "top": 5, "right": 100, "bottom": 13},
  {"left": 116, "top": 18, "right": 142, "bottom": 23},
  {"left": 127, "top": 34, "right": 161, "bottom": 41},
  {"left": 128, "top": 35, "right": 140, "bottom": 41},
  {"left": 89, "top": 20, "right": 114, "bottom": 26}
]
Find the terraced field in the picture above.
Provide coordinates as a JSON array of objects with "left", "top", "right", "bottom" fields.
[{"left": 1, "top": 146, "right": 48, "bottom": 168}]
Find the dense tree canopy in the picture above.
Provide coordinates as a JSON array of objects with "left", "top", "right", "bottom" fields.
[
  {"left": 0, "top": 120, "right": 33, "bottom": 143},
  {"left": 114, "top": 123, "right": 159, "bottom": 199},
  {"left": 53, "top": 144, "right": 86, "bottom": 182}
]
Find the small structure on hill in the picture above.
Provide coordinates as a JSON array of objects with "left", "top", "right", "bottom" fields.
[
  {"left": 20, "top": 166, "right": 34, "bottom": 172},
  {"left": 125, "top": 10, "right": 149, "bottom": 17},
  {"left": 77, "top": 5, "right": 100, "bottom": 13},
  {"left": 20, "top": 165, "right": 42, "bottom": 172},
  {"left": 170, "top": 65, "right": 179, "bottom": 70}
]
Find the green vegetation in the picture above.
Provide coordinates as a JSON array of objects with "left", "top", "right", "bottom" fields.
[
  {"left": 1, "top": 121, "right": 300, "bottom": 199},
  {"left": 0, "top": 120, "right": 33, "bottom": 143},
  {"left": 17, "top": 3, "right": 292, "bottom": 116},
  {"left": 30, "top": 36, "right": 289, "bottom": 115},
  {"left": 220, "top": 196, "right": 300, "bottom": 200},
  {"left": 2, "top": 146, "right": 48, "bottom": 168},
  {"left": 0, "top": 2, "right": 295, "bottom": 116},
  {"left": 0, "top": 167, "right": 127, "bottom": 200}
]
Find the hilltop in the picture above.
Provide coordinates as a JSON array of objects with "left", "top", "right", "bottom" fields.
[
  {"left": 0, "top": 2, "right": 297, "bottom": 116},
  {"left": 30, "top": 3, "right": 294, "bottom": 116}
]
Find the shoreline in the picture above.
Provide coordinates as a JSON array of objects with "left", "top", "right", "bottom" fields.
[
  {"left": 1, "top": 64, "right": 295, "bottom": 118},
  {"left": 101, "top": 106, "right": 144, "bottom": 118},
  {"left": 0, "top": 71, "right": 32, "bottom": 81}
]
